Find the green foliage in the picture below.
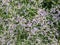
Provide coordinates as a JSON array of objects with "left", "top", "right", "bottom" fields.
[
  {"left": 35, "top": 23, "right": 41, "bottom": 29},
  {"left": 16, "top": 26, "right": 29, "bottom": 45},
  {"left": 46, "top": 15, "right": 53, "bottom": 21},
  {"left": 0, "top": 24, "right": 4, "bottom": 34},
  {"left": 19, "top": 0, "right": 29, "bottom": 4},
  {"left": 41, "top": 1, "right": 53, "bottom": 9},
  {"left": 0, "top": 24, "right": 3, "bottom": 30},
  {"left": 41, "top": 0, "right": 59, "bottom": 9},
  {"left": 16, "top": 5, "right": 37, "bottom": 20},
  {"left": 0, "top": 8, "right": 12, "bottom": 19},
  {"left": 38, "top": 33, "right": 44, "bottom": 39}
]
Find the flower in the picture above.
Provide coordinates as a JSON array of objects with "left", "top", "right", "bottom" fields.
[
  {"left": 31, "top": 27, "right": 38, "bottom": 35},
  {"left": 38, "top": 9, "right": 47, "bottom": 16},
  {"left": 2, "top": 0, "right": 10, "bottom": 5},
  {"left": 27, "top": 22, "right": 32, "bottom": 27}
]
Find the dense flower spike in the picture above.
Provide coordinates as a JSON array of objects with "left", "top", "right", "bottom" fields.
[{"left": 0, "top": 0, "right": 60, "bottom": 45}]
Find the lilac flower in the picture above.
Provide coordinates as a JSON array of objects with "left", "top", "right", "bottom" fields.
[
  {"left": 27, "top": 22, "right": 32, "bottom": 27},
  {"left": 38, "top": 9, "right": 47, "bottom": 16},
  {"left": 50, "top": 8, "right": 56, "bottom": 13},
  {"left": 31, "top": 27, "right": 38, "bottom": 35},
  {"left": 2, "top": 0, "right": 10, "bottom": 5}
]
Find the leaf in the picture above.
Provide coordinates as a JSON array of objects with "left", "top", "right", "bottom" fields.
[
  {"left": 38, "top": 34, "right": 44, "bottom": 39},
  {"left": 0, "top": 24, "right": 4, "bottom": 34},
  {"left": 0, "top": 24, "right": 3, "bottom": 30}
]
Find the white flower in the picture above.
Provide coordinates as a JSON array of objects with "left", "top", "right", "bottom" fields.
[
  {"left": 31, "top": 27, "right": 38, "bottom": 35},
  {"left": 50, "top": 8, "right": 56, "bottom": 13},
  {"left": 27, "top": 22, "right": 32, "bottom": 27},
  {"left": 2, "top": 0, "right": 10, "bottom": 5},
  {"left": 38, "top": 9, "right": 47, "bottom": 16},
  {"left": 18, "top": 3, "right": 21, "bottom": 9},
  {"left": 7, "top": 40, "right": 12, "bottom": 45},
  {"left": 21, "top": 24, "right": 26, "bottom": 27},
  {"left": 25, "top": 28, "right": 30, "bottom": 31},
  {"left": 36, "top": 38, "right": 41, "bottom": 42}
]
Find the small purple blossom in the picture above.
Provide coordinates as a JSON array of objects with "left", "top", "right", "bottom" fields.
[{"left": 38, "top": 9, "right": 47, "bottom": 16}]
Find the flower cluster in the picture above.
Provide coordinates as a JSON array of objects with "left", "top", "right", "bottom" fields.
[{"left": 0, "top": 0, "right": 60, "bottom": 45}]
